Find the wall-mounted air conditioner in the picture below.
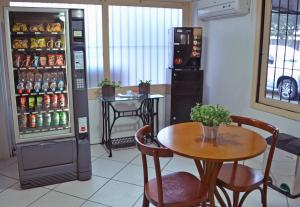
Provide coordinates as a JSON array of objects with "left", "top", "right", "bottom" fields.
[{"left": 197, "top": 0, "right": 250, "bottom": 21}]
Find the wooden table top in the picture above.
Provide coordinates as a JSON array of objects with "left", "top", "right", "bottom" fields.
[{"left": 158, "top": 122, "right": 267, "bottom": 162}]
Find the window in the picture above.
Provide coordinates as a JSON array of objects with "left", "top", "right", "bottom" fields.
[
  {"left": 10, "top": 2, "right": 185, "bottom": 88},
  {"left": 255, "top": 0, "right": 300, "bottom": 118},
  {"left": 109, "top": 6, "right": 182, "bottom": 86},
  {"left": 10, "top": 2, "right": 104, "bottom": 88}
]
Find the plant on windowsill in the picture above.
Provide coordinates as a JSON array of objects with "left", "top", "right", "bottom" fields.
[
  {"left": 138, "top": 80, "right": 151, "bottom": 95},
  {"left": 98, "top": 78, "right": 121, "bottom": 98},
  {"left": 190, "top": 104, "right": 231, "bottom": 139}
]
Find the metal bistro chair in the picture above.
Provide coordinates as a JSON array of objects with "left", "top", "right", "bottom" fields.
[
  {"left": 216, "top": 115, "right": 279, "bottom": 207},
  {"left": 135, "top": 125, "right": 208, "bottom": 207}
]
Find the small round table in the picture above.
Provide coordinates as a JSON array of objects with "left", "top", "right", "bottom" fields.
[{"left": 157, "top": 122, "right": 267, "bottom": 207}]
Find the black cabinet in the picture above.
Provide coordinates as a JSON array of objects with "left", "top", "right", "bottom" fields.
[{"left": 170, "top": 69, "right": 203, "bottom": 125}]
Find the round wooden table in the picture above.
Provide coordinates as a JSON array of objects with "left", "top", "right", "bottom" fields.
[{"left": 157, "top": 122, "right": 267, "bottom": 207}]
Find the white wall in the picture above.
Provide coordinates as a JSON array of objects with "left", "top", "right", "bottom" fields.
[{"left": 192, "top": 0, "right": 300, "bottom": 137}]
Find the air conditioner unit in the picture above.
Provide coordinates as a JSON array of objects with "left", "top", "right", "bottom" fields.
[{"left": 197, "top": 0, "right": 250, "bottom": 21}]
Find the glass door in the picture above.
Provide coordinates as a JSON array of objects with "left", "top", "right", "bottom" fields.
[{"left": 5, "top": 7, "right": 74, "bottom": 143}]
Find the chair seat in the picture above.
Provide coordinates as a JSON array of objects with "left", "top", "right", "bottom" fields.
[
  {"left": 217, "top": 163, "right": 264, "bottom": 192},
  {"left": 145, "top": 172, "right": 207, "bottom": 206}
]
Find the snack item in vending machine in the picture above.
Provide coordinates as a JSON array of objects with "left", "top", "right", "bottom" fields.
[
  {"left": 48, "top": 54, "right": 56, "bottom": 66},
  {"left": 42, "top": 72, "right": 50, "bottom": 92},
  {"left": 12, "top": 23, "right": 28, "bottom": 32},
  {"left": 29, "top": 114, "right": 36, "bottom": 128},
  {"left": 36, "top": 113, "right": 43, "bottom": 128},
  {"left": 24, "top": 55, "right": 32, "bottom": 67},
  {"left": 20, "top": 114, "right": 27, "bottom": 129},
  {"left": 50, "top": 72, "right": 57, "bottom": 92},
  {"left": 17, "top": 72, "right": 26, "bottom": 94},
  {"left": 34, "top": 72, "right": 42, "bottom": 93},
  {"left": 52, "top": 112, "right": 60, "bottom": 127},
  {"left": 36, "top": 96, "right": 43, "bottom": 109},
  {"left": 28, "top": 96, "right": 35, "bottom": 110},
  {"left": 30, "top": 38, "right": 46, "bottom": 49},
  {"left": 55, "top": 54, "right": 64, "bottom": 66},
  {"left": 59, "top": 111, "right": 67, "bottom": 126},
  {"left": 55, "top": 40, "right": 62, "bottom": 48},
  {"left": 44, "top": 95, "right": 51, "bottom": 109},
  {"left": 20, "top": 96, "right": 27, "bottom": 111},
  {"left": 37, "top": 38, "right": 46, "bottom": 48},
  {"left": 46, "top": 23, "right": 62, "bottom": 33},
  {"left": 57, "top": 72, "right": 65, "bottom": 91},
  {"left": 44, "top": 113, "right": 51, "bottom": 127},
  {"left": 58, "top": 94, "right": 66, "bottom": 107},
  {"left": 51, "top": 94, "right": 58, "bottom": 108},
  {"left": 30, "top": 38, "right": 38, "bottom": 49},
  {"left": 40, "top": 55, "right": 47, "bottom": 67},
  {"left": 46, "top": 38, "right": 55, "bottom": 48},
  {"left": 13, "top": 53, "right": 24, "bottom": 68},
  {"left": 32, "top": 55, "right": 40, "bottom": 68},
  {"left": 25, "top": 72, "right": 34, "bottom": 94},
  {"left": 29, "top": 24, "right": 45, "bottom": 32},
  {"left": 13, "top": 39, "right": 28, "bottom": 49}
]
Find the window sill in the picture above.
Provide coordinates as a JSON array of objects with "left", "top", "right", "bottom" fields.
[
  {"left": 251, "top": 101, "right": 300, "bottom": 122},
  {"left": 88, "top": 84, "right": 171, "bottom": 100}
]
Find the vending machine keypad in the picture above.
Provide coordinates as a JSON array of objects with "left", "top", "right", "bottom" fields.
[{"left": 76, "top": 78, "right": 85, "bottom": 89}]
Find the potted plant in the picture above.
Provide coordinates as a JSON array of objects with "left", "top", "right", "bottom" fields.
[
  {"left": 138, "top": 80, "right": 151, "bottom": 95},
  {"left": 190, "top": 104, "right": 231, "bottom": 139},
  {"left": 98, "top": 78, "right": 121, "bottom": 98}
]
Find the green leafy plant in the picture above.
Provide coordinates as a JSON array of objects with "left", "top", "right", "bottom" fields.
[
  {"left": 139, "top": 80, "right": 151, "bottom": 85},
  {"left": 98, "top": 78, "right": 121, "bottom": 88},
  {"left": 190, "top": 104, "right": 231, "bottom": 127}
]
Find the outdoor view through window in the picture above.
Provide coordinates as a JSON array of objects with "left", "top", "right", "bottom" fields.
[{"left": 266, "top": 0, "right": 300, "bottom": 105}]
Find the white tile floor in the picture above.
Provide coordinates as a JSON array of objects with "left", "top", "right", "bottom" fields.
[{"left": 0, "top": 144, "right": 298, "bottom": 207}]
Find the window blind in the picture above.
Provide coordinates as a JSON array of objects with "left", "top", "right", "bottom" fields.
[{"left": 109, "top": 6, "right": 182, "bottom": 86}]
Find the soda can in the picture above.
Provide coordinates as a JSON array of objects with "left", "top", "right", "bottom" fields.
[
  {"left": 28, "top": 96, "right": 35, "bottom": 109},
  {"left": 44, "top": 113, "right": 51, "bottom": 127},
  {"left": 36, "top": 113, "right": 43, "bottom": 127},
  {"left": 44, "top": 95, "right": 51, "bottom": 109},
  {"left": 20, "top": 114, "right": 27, "bottom": 129},
  {"left": 59, "top": 111, "right": 67, "bottom": 126},
  {"left": 52, "top": 112, "right": 60, "bottom": 126},
  {"left": 36, "top": 96, "right": 43, "bottom": 109},
  {"left": 51, "top": 94, "right": 58, "bottom": 108},
  {"left": 58, "top": 94, "right": 66, "bottom": 107},
  {"left": 29, "top": 114, "right": 36, "bottom": 128},
  {"left": 20, "top": 96, "right": 27, "bottom": 110}
]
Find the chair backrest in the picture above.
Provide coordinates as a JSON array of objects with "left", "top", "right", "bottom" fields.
[
  {"left": 135, "top": 125, "right": 173, "bottom": 205},
  {"left": 230, "top": 115, "right": 279, "bottom": 182}
]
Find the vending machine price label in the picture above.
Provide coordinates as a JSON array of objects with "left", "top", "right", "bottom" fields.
[{"left": 78, "top": 117, "right": 88, "bottom": 134}]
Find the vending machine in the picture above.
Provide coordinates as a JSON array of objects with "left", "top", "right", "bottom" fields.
[
  {"left": 3, "top": 7, "right": 91, "bottom": 189},
  {"left": 168, "top": 27, "right": 203, "bottom": 124},
  {"left": 169, "top": 27, "right": 202, "bottom": 69}
]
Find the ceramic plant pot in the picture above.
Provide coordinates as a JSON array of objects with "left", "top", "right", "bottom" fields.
[
  {"left": 102, "top": 85, "right": 115, "bottom": 98},
  {"left": 138, "top": 83, "right": 150, "bottom": 95}
]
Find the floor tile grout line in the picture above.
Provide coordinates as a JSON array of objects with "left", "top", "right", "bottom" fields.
[
  {"left": 79, "top": 199, "right": 112, "bottom": 207},
  {"left": 0, "top": 180, "right": 19, "bottom": 194},
  {"left": 0, "top": 172, "right": 19, "bottom": 181},
  {"left": 86, "top": 151, "right": 142, "bottom": 205},
  {"left": 131, "top": 194, "right": 144, "bottom": 207},
  {"left": 25, "top": 186, "right": 52, "bottom": 207},
  {"left": 0, "top": 158, "right": 17, "bottom": 170}
]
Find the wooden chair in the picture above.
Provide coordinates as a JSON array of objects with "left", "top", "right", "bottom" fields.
[
  {"left": 135, "top": 125, "right": 208, "bottom": 207},
  {"left": 216, "top": 115, "right": 279, "bottom": 207}
]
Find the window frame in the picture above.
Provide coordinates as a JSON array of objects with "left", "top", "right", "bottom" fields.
[{"left": 252, "top": 0, "right": 300, "bottom": 121}]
